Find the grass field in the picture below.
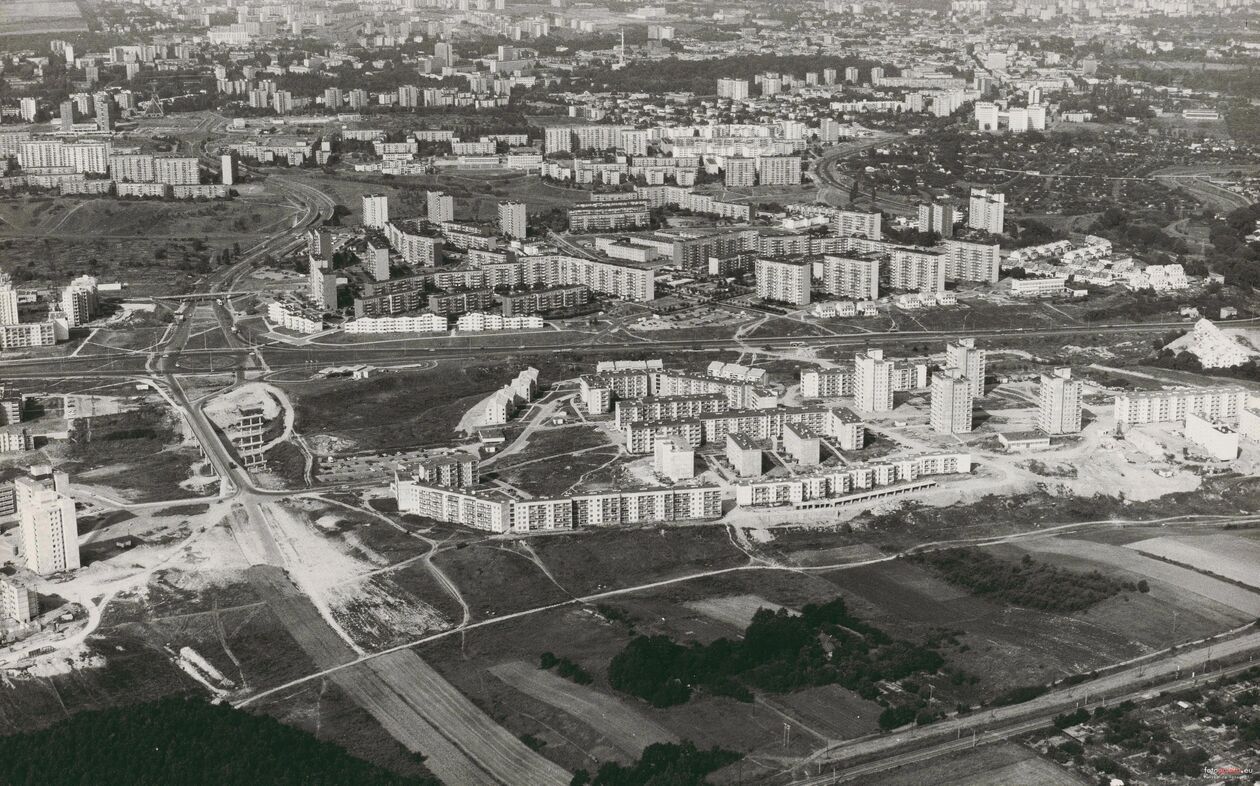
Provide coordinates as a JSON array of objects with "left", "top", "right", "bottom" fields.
[
  {"left": 0, "top": 0, "right": 87, "bottom": 34},
  {"left": 531, "top": 525, "right": 749, "bottom": 597},
  {"left": 46, "top": 406, "right": 205, "bottom": 503},
  {"left": 284, "top": 170, "right": 583, "bottom": 226},
  {"left": 0, "top": 195, "right": 293, "bottom": 295},
  {"left": 432, "top": 544, "right": 572, "bottom": 619},
  {"left": 286, "top": 362, "right": 516, "bottom": 451},
  {"left": 488, "top": 425, "right": 619, "bottom": 496}
]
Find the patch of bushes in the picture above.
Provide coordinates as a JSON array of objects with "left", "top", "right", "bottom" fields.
[
  {"left": 570, "top": 741, "right": 740, "bottom": 786},
  {"left": 909, "top": 548, "right": 1128, "bottom": 612},
  {"left": 540, "top": 652, "right": 593, "bottom": 686},
  {"left": 607, "top": 596, "right": 944, "bottom": 708}
]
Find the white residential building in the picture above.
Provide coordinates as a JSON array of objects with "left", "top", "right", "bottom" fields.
[
  {"left": 943, "top": 239, "right": 999, "bottom": 283},
  {"left": 1038, "top": 367, "right": 1082, "bottom": 435},
  {"left": 756, "top": 258, "right": 810, "bottom": 306},
  {"left": 717, "top": 78, "right": 750, "bottom": 100},
  {"left": 16, "top": 469, "right": 80, "bottom": 575},
  {"left": 889, "top": 248, "right": 946, "bottom": 293},
  {"left": 497, "top": 201, "right": 527, "bottom": 239},
  {"left": 1185, "top": 412, "right": 1238, "bottom": 460},
  {"left": 654, "top": 436, "right": 695, "bottom": 481},
  {"left": 1114, "top": 386, "right": 1247, "bottom": 427},
  {"left": 930, "top": 369, "right": 973, "bottom": 434},
  {"left": 362, "top": 193, "right": 389, "bottom": 229},
  {"left": 820, "top": 254, "right": 880, "bottom": 300},
  {"left": 968, "top": 188, "right": 1005, "bottom": 235},
  {"left": 855, "top": 349, "right": 894, "bottom": 412},
  {"left": 0, "top": 578, "right": 38, "bottom": 624},
  {"left": 945, "top": 338, "right": 985, "bottom": 398},
  {"left": 427, "top": 191, "right": 455, "bottom": 223}
]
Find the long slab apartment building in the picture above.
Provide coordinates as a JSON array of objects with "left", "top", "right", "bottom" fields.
[
  {"left": 396, "top": 479, "right": 722, "bottom": 534},
  {"left": 800, "top": 361, "right": 929, "bottom": 398},
  {"left": 353, "top": 253, "right": 653, "bottom": 318},
  {"left": 621, "top": 405, "right": 866, "bottom": 454},
  {"left": 736, "top": 452, "right": 971, "bottom": 508},
  {"left": 580, "top": 362, "right": 777, "bottom": 416},
  {"left": 1114, "top": 386, "right": 1248, "bottom": 427}
]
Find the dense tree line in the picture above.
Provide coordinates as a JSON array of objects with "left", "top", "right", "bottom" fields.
[
  {"left": 1089, "top": 206, "right": 1189, "bottom": 255},
  {"left": 607, "top": 597, "right": 944, "bottom": 708},
  {"left": 909, "top": 549, "right": 1129, "bottom": 612},
  {"left": 0, "top": 697, "right": 435, "bottom": 786},
  {"left": 570, "top": 741, "right": 740, "bottom": 786},
  {"left": 1206, "top": 202, "right": 1260, "bottom": 288}
]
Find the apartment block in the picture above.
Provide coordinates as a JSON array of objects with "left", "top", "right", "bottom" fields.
[
  {"left": 615, "top": 393, "right": 727, "bottom": 430},
  {"left": 0, "top": 577, "right": 38, "bottom": 624},
  {"left": 889, "top": 248, "right": 946, "bottom": 293},
  {"left": 756, "top": 257, "right": 810, "bottom": 306},
  {"left": 1038, "top": 367, "right": 1082, "bottom": 435},
  {"left": 427, "top": 191, "right": 455, "bottom": 223},
  {"left": 16, "top": 468, "right": 79, "bottom": 575},
  {"left": 735, "top": 452, "right": 970, "bottom": 508},
  {"left": 918, "top": 201, "right": 958, "bottom": 237},
  {"left": 855, "top": 349, "right": 894, "bottom": 412},
  {"left": 427, "top": 289, "right": 495, "bottom": 317},
  {"left": 724, "top": 157, "right": 757, "bottom": 187},
  {"left": 943, "top": 239, "right": 999, "bottom": 284},
  {"left": 500, "top": 285, "right": 589, "bottom": 317},
  {"left": 945, "top": 338, "right": 985, "bottom": 398},
  {"left": 363, "top": 193, "right": 389, "bottom": 229},
  {"left": 653, "top": 437, "right": 695, "bottom": 481},
  {"left": 783, "top": 423, "right": 821, "bottom": 465},
  {"left": 717, "top": 78, "right": 750, "bottom": 100},
  {"left": 820, "top": 253, "right": 880, "bottom": 300},
  {"left": 757, "top": 155, "right": 802, "bottom": 186},
  {"left": 497, "top": 201, "right": 527, "bottom": 239},
  {"left": 416, "top": 453, "right": 479, "bottom": 488},
  {"left": 1114, "top": 387, "right": 1247, "bottom": 427},
  {"left": 567, "top": 201, "right": 651, "bottom": 232},
  {"left": 930, "top": 369, "right": 974, "bottom": 434},
  {"left": 396, "top": 478, "right": 720, "bottom": 533},
  {"left": 968, "top": 188, "right": 1005, "bottom": 235},
  {"left": 832, "top": 210, "right": 882, "bottom": 240},
  {"left": 726, "top": 433, "right": 763, "bottom": 477}
]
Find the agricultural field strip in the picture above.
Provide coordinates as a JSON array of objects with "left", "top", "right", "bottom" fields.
[
  {"left": 1124, "top": 535, "right": 1260, "bottom": 590},
  {"left": 238, "top": 511, "right": 1260, "bottom": 709},
  {"left": 489, "top": 660, "right": 679, "bottom": 757},
  {"left": 1023, "top": 538, "right": 1260, "bottom": 616}
]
